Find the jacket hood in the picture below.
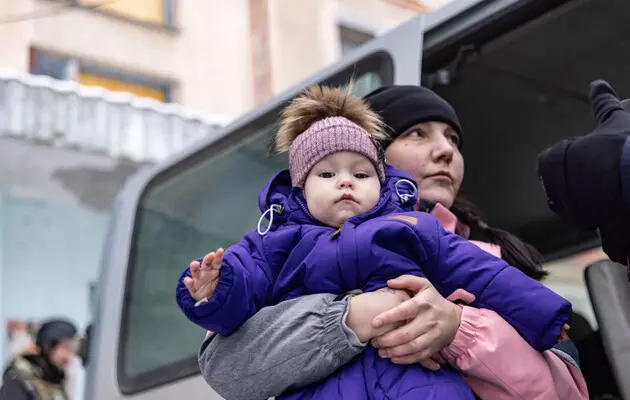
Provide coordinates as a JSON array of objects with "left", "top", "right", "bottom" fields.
[{"left": 257, "top": 164, "right": 418, "bottom": 230}]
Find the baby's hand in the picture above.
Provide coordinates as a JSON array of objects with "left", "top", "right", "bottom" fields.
[
  {"left": 347, "top": 288, "right": 411, "bottom": 343},
  {"left": 183, "top": 248, "right": 224, "bottom": 302},
  {"left": 370, "top": 288, "right": 412, "bottom": 338}
]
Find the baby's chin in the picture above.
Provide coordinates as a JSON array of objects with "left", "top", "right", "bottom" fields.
[{"left": 328, "top": 210, "right": 365, "bottom": 227}]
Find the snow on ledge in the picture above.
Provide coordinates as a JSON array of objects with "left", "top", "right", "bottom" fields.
[{"left": 0, "top": 69, "right": 231, "bottom": 163}]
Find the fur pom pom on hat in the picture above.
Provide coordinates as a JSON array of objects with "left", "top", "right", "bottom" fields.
[{"left": 274, "top": 84, "right": 389, "bottom": 187}]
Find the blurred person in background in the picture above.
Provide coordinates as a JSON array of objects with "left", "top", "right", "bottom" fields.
[{"left": 0, "top": 319, "right": 77, "bottom": 400}]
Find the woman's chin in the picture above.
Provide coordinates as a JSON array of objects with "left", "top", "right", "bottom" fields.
[{"left": 418, "top": 188, "right": 455, "bottom": 209}]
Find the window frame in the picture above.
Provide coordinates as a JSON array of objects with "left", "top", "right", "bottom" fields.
[
  {"left": 29, "top": 48, "right": 73, "bottom": 80},
  {"left": 78, "top": 63, "right": 173, "bottom": 102},
  {"left": 164, "top": 0, "right": 175, "bottom": 26},
  {"left": 27, "top": 47, "right": 173, "bottom": 102},
  {"left": 80, "top": 0, "right": 176, "bottom": 28},
  {"left": 116, "top": 51, "right": 394, "bottom": 394}
]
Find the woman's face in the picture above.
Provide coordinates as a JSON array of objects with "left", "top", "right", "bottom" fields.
[{"left": 385, "top": 121, "right": 464, "bottom": 208}]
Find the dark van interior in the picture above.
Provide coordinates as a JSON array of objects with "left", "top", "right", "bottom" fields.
[{"left": 421, "top": 0, "right": 630, "bottom": 398}]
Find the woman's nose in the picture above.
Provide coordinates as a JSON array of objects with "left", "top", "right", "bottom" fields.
[{"left": 431, "top": 136, "right": 454, "bottom": 162}]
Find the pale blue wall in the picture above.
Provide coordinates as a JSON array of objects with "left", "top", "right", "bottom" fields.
[
  {"left": 0, "top": 187, "right": 109, "bottom": 364},
  {"left": 0, "top": 137, "right": 144, "bottom": 369}
]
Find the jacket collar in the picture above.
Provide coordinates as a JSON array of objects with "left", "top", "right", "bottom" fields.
[{"left": 257, "top": 164, "right": 418, "bottom": 229}]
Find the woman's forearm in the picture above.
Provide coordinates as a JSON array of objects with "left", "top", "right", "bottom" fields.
[
  {"left": 198, "top": 292, "right": 366, "bottom": 400},
  {"left": 441, "top": 306, "right": 588, "bottom": 400}
]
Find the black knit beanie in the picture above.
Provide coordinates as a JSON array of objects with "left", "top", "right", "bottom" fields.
[{"left": 363, "top": 85, "right": 463, "bottom": 149}]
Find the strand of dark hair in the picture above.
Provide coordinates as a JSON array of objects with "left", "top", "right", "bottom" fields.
[{"left": 450, "top": 197, "right": 548, "bottom": 281}]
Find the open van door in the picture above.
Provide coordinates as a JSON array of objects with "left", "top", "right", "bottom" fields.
[
  {"left": 85, "top": 10, "right": 429, "bottom": 400},
  {"left": 585, "top": 261, "right": 630, "bottom": 399}
]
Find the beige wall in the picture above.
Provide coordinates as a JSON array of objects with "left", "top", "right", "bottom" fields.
[
  {"left": 1, "top": 0, "right": 417, "bottom": 118},
  {"left": 338, "top": 0, "right": 418, "bottom": 34},
  {"left": 0, "top": 0, "right": 35, "bottom": 72},
  {"left": 267, "top": 0, "right": 415, "bottom": 95},
  {"left": 267, "top": 0, "right": 339, "bottom": 95},
  {"left": 174, "top": 0, "right": 254, "bottom": 117}
]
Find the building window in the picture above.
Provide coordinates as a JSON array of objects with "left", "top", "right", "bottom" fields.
[
  {"left": 29, "top": 48, "right": 71, "bottom": 80},
  {"left": 77, "top": 65, "right": 171, "bottom": 102},
  {"left": 339, "top": 25, "right": 374, "bottom": 56},
  {"left": 81, "top": 0, "right": 175, "bottom": 26},
  {"left": 28, "top": 48, "right": 172, "bottom": 102}
]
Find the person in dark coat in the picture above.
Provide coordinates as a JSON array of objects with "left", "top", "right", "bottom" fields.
[
  {"left": 0, "top": 319, "right": 77, "bottom": 400},
  {"left": 538, "top": 79, "right": 630, "bottom": 277}
]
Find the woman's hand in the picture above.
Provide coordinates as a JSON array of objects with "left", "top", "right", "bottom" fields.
[
  {"left": 346, "top": 288, "right": 411, "bottom": 343},
  {"left": 370, "top": 275, "right": 462, "bottom": 370}
]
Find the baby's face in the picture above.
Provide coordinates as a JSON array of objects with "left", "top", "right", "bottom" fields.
[{"left": 303, "top": 152, "right": 381, "bottom": 227}]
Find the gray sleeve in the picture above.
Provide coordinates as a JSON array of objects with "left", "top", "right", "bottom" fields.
[
  {"left": 198, "top": 291, "right": 366, "bottom": 400},
  {"left": 551, "top": 339, "right": 581, "bottom": 370}
]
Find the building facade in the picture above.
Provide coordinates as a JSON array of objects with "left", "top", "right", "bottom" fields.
[{"left": 0, "top": 0, "right": 441, "bottom": 117}]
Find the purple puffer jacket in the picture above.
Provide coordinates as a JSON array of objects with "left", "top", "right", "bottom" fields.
[{"left": 176, "top": 165, "right": 572, "bottom": 400}]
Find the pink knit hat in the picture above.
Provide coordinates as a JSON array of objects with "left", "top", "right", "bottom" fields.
[
  {"left": 289, "top": 116, "right": 385, "bottom": 187},
  {"left": 274, "top": 85, "right": 389, "bottom": 188}
]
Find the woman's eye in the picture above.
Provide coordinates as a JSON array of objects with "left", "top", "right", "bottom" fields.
[
  {"left": 319, "top": 172, "right": 334, "bottom": 178},
  {"left": 407, "top": 130, "right": 423, "bottom": 138},
  {"left": 354, "top": 173, "right": 369, "bottom": 179},
  {"left": 447, "top": 134, "right": 460, "bottom": 146}
]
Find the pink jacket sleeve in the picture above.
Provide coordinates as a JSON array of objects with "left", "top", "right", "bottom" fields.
[{"left": 440, "top": 306, "right": 589, "bottom": 400}]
